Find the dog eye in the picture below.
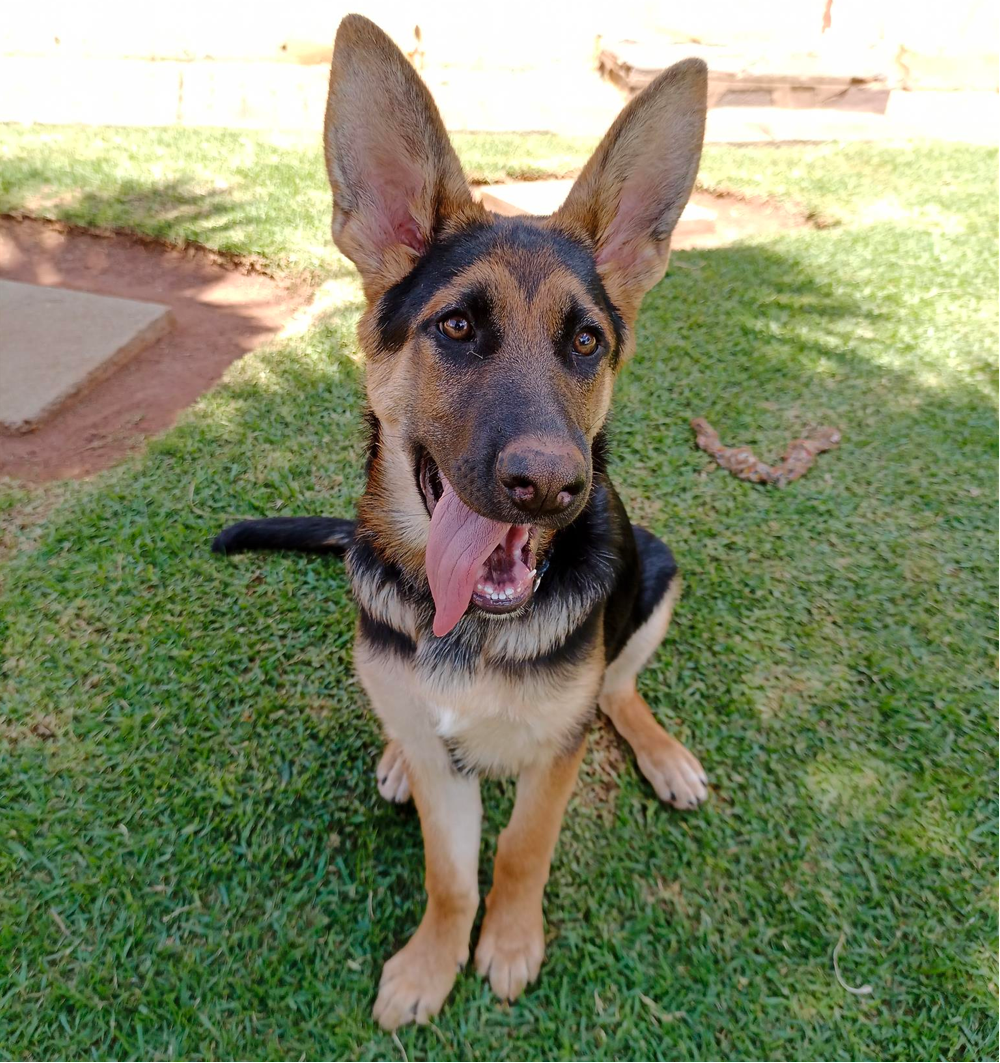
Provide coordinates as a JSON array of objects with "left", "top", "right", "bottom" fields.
[
  {"left": 438, "top": 313, "right": 473, "bottom": 341},
  {"left": 573, "top": 329, "right": 600, "bottom": 356}
]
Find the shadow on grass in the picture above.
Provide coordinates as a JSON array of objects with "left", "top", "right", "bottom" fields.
[
  {"left": 8, "top": 176, "right": 242, "bottom": 249},
  {"left": 3, "top": 168, "right": 341, "bottom": 277},
  {"left": 639, "top": 243, "right": 994, "bottom": 421}
]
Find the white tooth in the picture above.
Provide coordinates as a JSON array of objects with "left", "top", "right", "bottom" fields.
[
  {"left": 484, "top": 583, "right": 494, "bottom": 595},
  {"left": 529, "top": 569, "right": 537, "bottom": 578}
]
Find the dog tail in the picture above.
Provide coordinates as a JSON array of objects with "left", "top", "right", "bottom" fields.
[{"left": 211, "top": 516, "right": 356, "bottom": 556}]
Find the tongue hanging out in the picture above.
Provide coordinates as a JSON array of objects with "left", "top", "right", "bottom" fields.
[{"left": 424, "top": 475, "right": 535, "bottom": 637}]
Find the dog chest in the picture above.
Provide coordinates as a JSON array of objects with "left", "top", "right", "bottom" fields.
[
  {"left": 421, "top": 655, "right": 602, "bottom": 774},
  {"left": 356, "top": 630, "right": 602, "bottom": 776}
]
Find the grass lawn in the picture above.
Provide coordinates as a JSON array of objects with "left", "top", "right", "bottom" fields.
[{"left": 0, "top": 125, "right": 997, "bottom": 1061}]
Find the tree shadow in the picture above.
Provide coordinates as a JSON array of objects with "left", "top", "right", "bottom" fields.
[
  {"left": 640, "top": 241, "right": 993, "bottom": 420},
  {"left": 8, "top": 177, "right": 245, "bottom": 253},
  {"left": 4, "top": 169, "right": 347, "bottom": 278}
]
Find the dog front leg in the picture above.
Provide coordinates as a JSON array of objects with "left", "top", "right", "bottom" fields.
[
  {"left": 372, "top": 743, "right": 482, "bottom": 1030},
  {"left": 475, "top": 737, "right": 586, "bottom": 1002},
  {"left": 359, "top": 653, "right": 482, "bottom": 1030}
]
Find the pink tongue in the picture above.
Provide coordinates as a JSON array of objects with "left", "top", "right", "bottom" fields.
[{"left": 425, "top": 479, "right": 511, "bottom": 637}]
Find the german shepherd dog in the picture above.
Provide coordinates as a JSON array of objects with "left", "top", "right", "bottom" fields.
[{"left": 214, "top": 15, "right": 709, "bottom": 1030}]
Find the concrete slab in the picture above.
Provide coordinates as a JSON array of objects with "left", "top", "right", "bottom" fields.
[
  {"left": 0, "top": 281, "right": 173, "bottom": 433},
  {"left": 474, "top": 180, "right": 717, "bottom": 237}
]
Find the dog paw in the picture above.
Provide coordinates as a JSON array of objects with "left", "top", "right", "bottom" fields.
[
  {"left": 376, "top": 740, "right": 411, "bottom": 804},
  {"left": 372, "top": 930, "right": 466, "bottom": 1030},
  {"left": 636, "top": 733, "right": 709, "bottom": 810},
  {"left": 474, "top": 903, "right": 545, "bottom": 1002}
]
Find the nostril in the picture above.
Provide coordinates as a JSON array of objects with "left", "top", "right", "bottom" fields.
[
  {"left": 501, "top": 474, "right": 538, "bottom": 507},
  {"left": 557, "top": 475, "right": 586, "bottom": 506},
  {"left": 555, "top": 479, "right": 584, "bottom": 510}
]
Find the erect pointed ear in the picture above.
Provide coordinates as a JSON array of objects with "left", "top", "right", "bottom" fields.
[
  {"left": 323, "top": 15, "right": 484, "bottom": 298},
  {"left": 552, "top": 58, "right": 707, "bottom": 320}
]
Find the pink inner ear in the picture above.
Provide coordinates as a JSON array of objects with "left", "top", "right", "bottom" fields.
[
  {"left": 388, "top": 209, "right": 426, "bottom": 255},
  {"left": 594, "top": 177, "right": 666, "bottom": 274},
  {"left": 594, "top": 183, "right": 647, "bottom": 271},
  {"left": 367, "top": 151, "right": 428, "bottom": 256}
]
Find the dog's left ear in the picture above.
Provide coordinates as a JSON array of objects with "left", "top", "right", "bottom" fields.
[
  {"left": 324, "top": 15, "right": 482, "bottom": 297},
  {"left": 553, "top": 58, "right": 707, "bottom": 321}
]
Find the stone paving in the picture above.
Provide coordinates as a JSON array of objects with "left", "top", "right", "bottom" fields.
[{"left": 0, "top": 280, "right": 172, "bottom": 433}]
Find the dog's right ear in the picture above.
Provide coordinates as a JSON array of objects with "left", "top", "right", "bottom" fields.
[
  {"left": 552, "top": 58, "right": 707, "bottom": 325},
  {"left": 324, "top": 15, "right": 483, "bottom": 297}
]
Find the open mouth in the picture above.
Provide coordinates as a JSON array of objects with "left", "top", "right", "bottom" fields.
[
  {"left": 417, "top": 448, "right": 538, "bottom": 627},
  {"left": 471, "top": 524, "right": 537, "bottom": 613}
]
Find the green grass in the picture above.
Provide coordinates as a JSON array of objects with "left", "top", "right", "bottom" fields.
[
  {"left": 0, "top": 126, "right": 596, "bottom": 277},
  {"left": 0, "top": 125, "right": 997, "bottom": 1061}
]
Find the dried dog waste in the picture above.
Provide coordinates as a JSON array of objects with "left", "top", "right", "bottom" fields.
[
  {"left": 691, "top": 418, "right": 841, "bottom": 486},
  {"left": 777, "top": 427, "right": 842, "bottom": 485}
]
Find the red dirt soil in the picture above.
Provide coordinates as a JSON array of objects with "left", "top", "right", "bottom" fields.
[{"left": 0, "top": 216, "right": 307, "bottom": 482}]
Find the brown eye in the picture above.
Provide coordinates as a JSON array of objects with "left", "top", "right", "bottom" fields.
[
  {"left": 573, "top": 329, "right": 599, "bottom": 356},
  {"left": 439, "top": 313, "right": 472, "bottom": 341}
]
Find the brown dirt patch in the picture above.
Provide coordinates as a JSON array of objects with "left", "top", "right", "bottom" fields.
[{"left": 0, "top": 216, "right": 308, "bottom": 482}]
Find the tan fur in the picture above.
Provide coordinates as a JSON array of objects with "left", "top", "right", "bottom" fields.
[
  {"left": 324, "top": 15, "right": 709, "bottom": 1029},
  {"left": 360, "top": 646, "right": 482, "bottom": 1028},
  {"left": 372, "top": 757, "right": 481, "bottom": 1028},
  {"left": 376, "top": 739, "right": 411, "bottom": 803},
  {"left": 602, "top": 576, "right": 682, "bottom": 694},
  {"left": 357, "top": 630, "right": 602, "bottom": 779},
  {"left": 355, "top": 421, "right": 429, "bottom": 579},
  {"left": 599, "top": 580, "right": 708, "bottom": 809},
  {"left": 475, "top": 739, "right": 587, "bottom": 1001}
]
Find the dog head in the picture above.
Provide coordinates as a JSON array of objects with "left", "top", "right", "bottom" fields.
[{"left": 325, "top": 15, "right": 706, "bottom": 633}]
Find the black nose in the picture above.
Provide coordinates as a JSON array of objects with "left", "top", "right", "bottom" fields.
[{"left": 498, "top": 436, "right": 587, "bottom": 517}]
